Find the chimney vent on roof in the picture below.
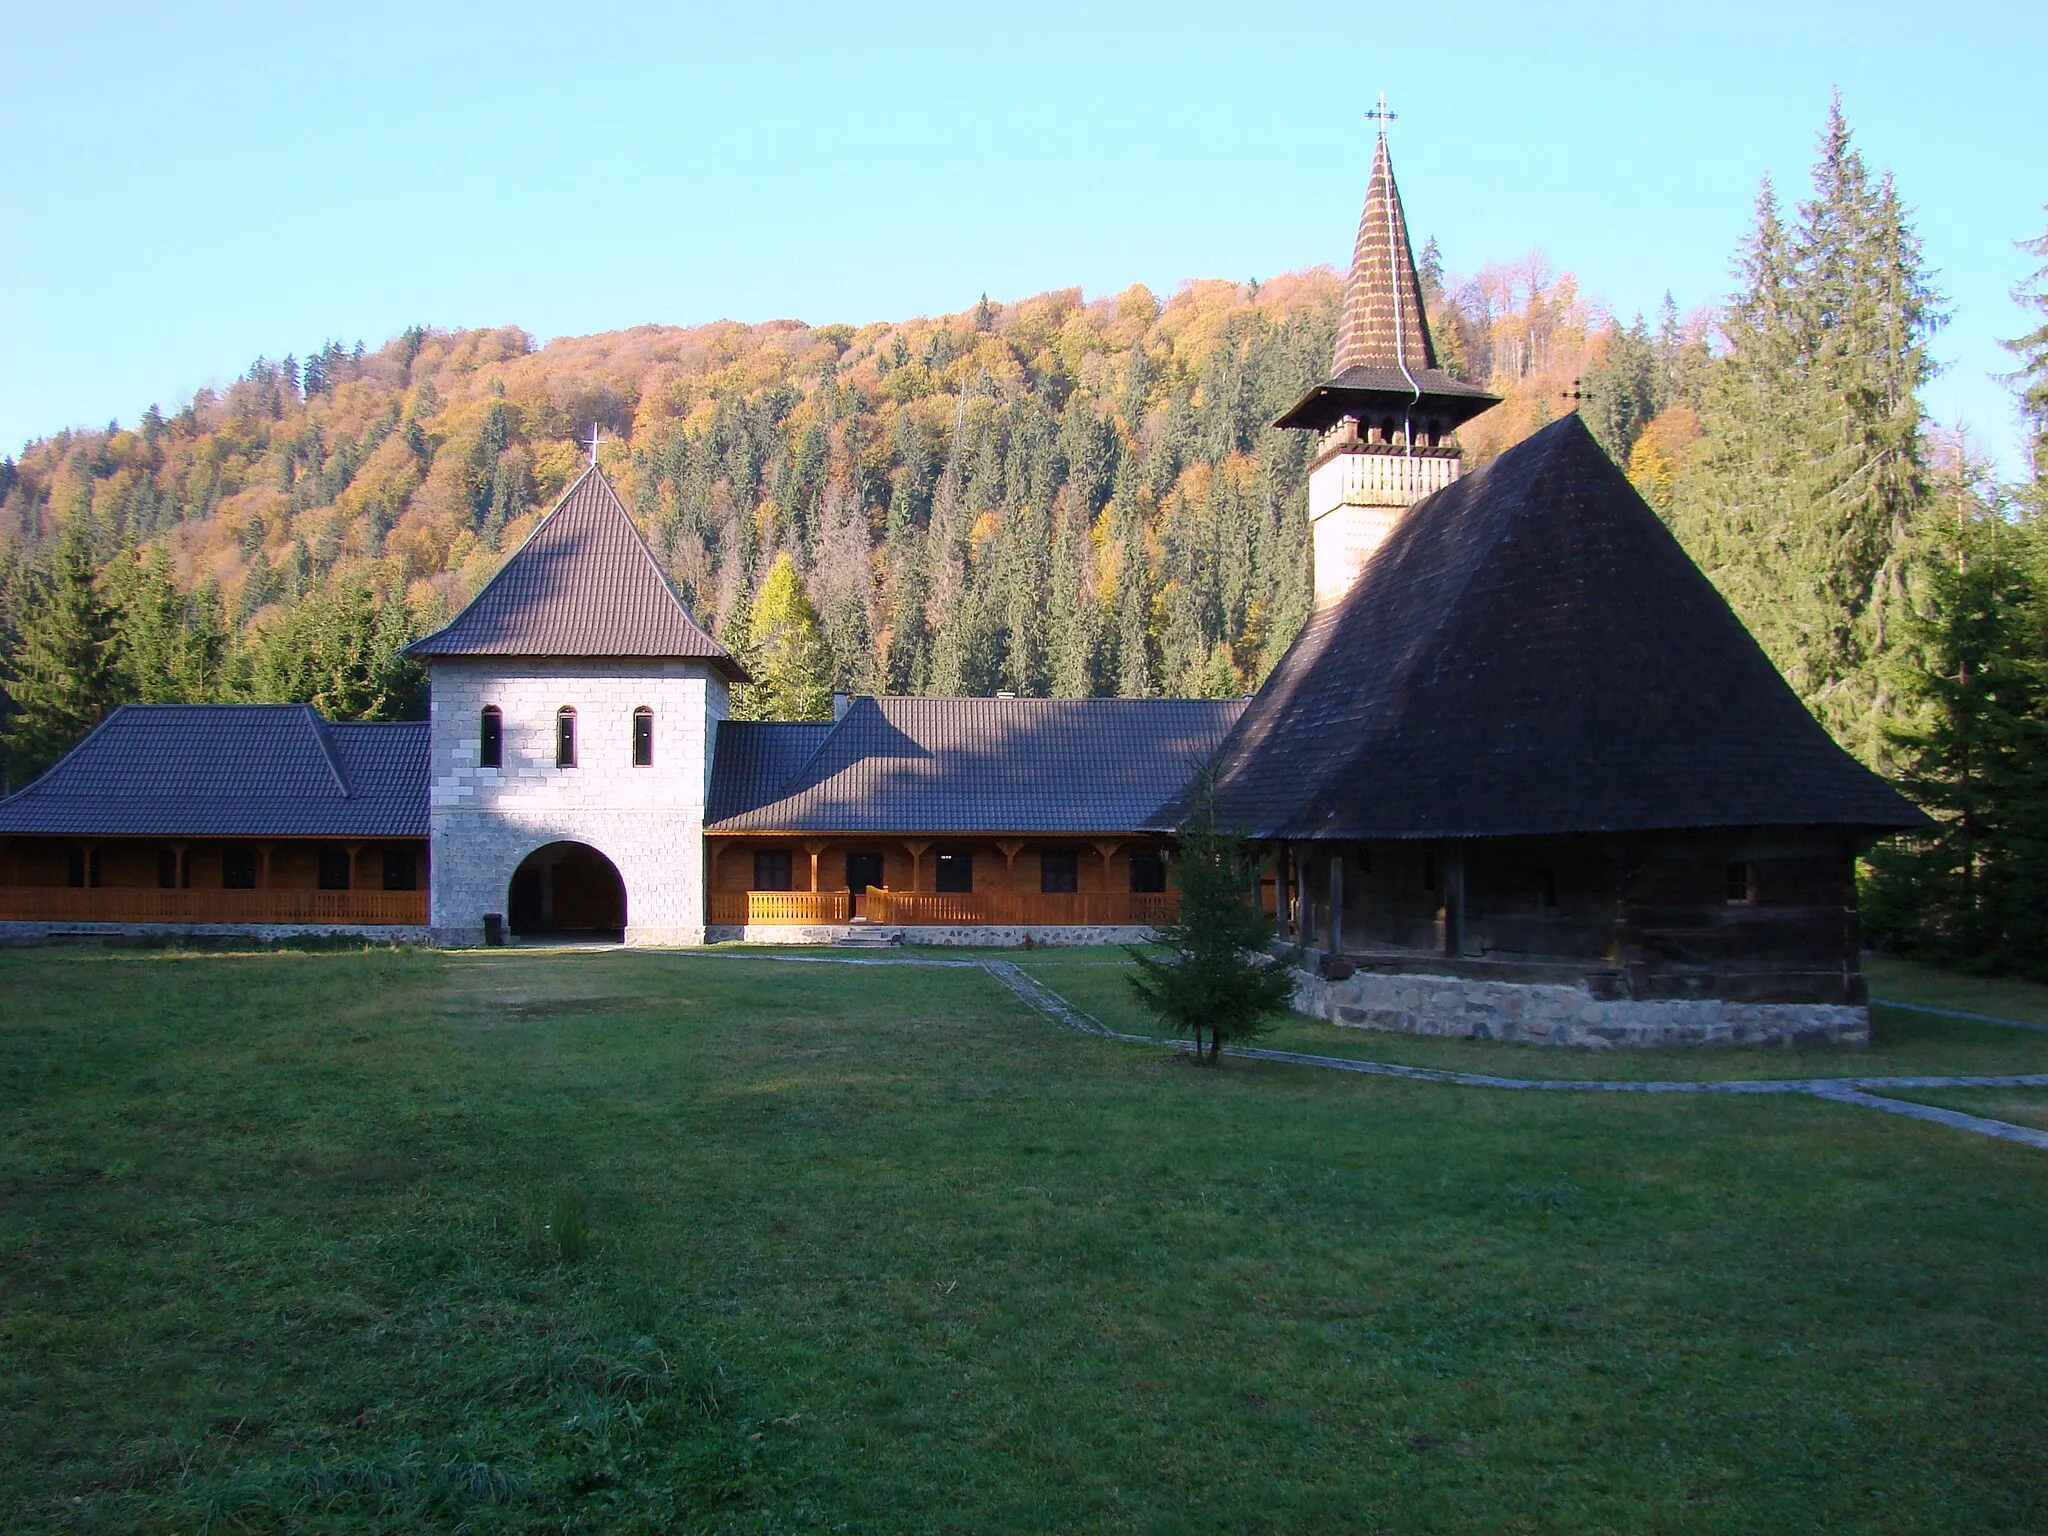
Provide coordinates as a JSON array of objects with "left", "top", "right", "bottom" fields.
[{"left": 832, "top": 692, "right": 852, "bottom": 720}]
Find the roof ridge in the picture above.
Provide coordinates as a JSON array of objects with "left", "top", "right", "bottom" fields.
[
  {"left": 299, "top": 705, "right": 352, "bottom": 799},
  {"left": 776, "top": 697, "right": 872, "bottom": 797}
]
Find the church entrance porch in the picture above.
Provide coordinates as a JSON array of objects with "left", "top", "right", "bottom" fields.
[{"left": 508, "top": 842, "right": 626, "bottom": 942}]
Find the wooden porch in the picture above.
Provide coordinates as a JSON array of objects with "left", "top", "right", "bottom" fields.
[{"left": 0, "top": 887, "right": 429, "bottom": 925}]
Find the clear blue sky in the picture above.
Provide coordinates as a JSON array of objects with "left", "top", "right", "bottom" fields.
[{"left": 3, "top": 0, "right": 2042, "bottom": 474}]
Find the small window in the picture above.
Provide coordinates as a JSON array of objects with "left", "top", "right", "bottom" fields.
[
  {"left": 1040, "top": 848, "right": 1078, "bottom": 894},
  {"left": 1356, "top": 845, "right": 1372, "bottom": 876},
  {"left": 1421, "top": 851, "right": 1437, "bottom": 892},
  {"left": 632, "top": 706, "right": 653, "bottom": 767},
  {"left": 1539, "top": 869, "right": 1558, "bottom": 909},
  {"left": 556, "top": 706, "right": 577, "bottom": 768},
  {"left": 1128, "top": 850, "right": 1167, "bottom": 893},
  {"left": 480, "top": 706, "right": 502, "bottom": 769},
  {"left": 222, "top": 848, "right": 257, "bottom": 889},
  {"left": 158, "top": 850, "right": 179, "bottom": 889},
  {"left": 66, "top": 848, "right": 86, "bottom": 888},
  {"left": 846, "top": 851, "right": 885, "bottom": 893},
  {"left": 936, "top": 851, "right": 973, "bottom": 893},
  {"left": 1726, "top": 862, "right": 1756, "bottom": 904},
  {"left": 318, "top": 849, "right": 351, "bottom": 891},
  {"left": 754, "top": 849, "right": 793, "bottom": 891},
  {"left": 382, "top": 849, "right": 418, "bottom": 891}
]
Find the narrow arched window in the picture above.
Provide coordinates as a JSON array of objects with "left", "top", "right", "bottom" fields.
[
  {"left": 632, "top": 706, "right": 653, "bottom": 767},
  {"left": 556, "top": 706, "right": 577, "bottom": 768},
  {"left": 479, "top": 706, "right": 502, "bottom": 768}
]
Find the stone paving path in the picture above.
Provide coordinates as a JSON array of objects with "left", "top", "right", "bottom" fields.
[{"left": 648, "top": 950, "right": 2048, "bottom": 1150}]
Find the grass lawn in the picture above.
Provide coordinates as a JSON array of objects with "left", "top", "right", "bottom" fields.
[
  {"left": 1861, "top": 954, "right": 2048, "bottom": 1028},
  {"left": 1020, "top": 955, "right": 2048, "bottom": 1082},
  {"left": 1881, "top": 1087, "right": 2048, "bottom": 1132},
  {"left": 5, "top": 946, "right": 2048, "bottom": 1533}
]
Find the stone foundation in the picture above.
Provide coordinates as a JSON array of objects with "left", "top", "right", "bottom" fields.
[
  {"left": 1294, "top": 966, "right": 1869, "bottom": 1048},
  {"left": 703, "top": 924, "right": 1157, "bottom": 948},
  {"left": 0, "top": 921, "right": 427, "bottom": 947}
]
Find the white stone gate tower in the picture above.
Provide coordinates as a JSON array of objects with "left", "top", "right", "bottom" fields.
[
  {"left": 1274, "top": 129, "right": 1500, "bottom": 606},
  {"left": 406, "top": 465, "right": 744, "bottom": 946}
]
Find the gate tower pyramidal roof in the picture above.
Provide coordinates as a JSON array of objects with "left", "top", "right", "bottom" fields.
[
  {"left": 1274, "top": 127, "right": 1499, "bottom": 435},
  {"left": 406, "top": 463, "right": 744, "bottom": 677}
]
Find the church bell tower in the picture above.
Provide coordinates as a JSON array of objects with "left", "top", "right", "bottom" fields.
[{"left": 1275, "top": 115, "right": 1499, "bottom": 606}]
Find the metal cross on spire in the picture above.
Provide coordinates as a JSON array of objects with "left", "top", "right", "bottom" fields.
[
  {"left": 1364, "top": 92, "right": 1397, "bottom": 136},
  {"left": 586, "top": 424, "right": 603, "bottom": 467}
]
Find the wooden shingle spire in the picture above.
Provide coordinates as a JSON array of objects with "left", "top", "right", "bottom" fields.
[{"left": 1333, "top": 133, "right": 1438, "bottom": 377}]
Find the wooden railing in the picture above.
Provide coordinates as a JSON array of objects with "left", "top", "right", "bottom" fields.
[
  {"left": 708, "top": 890, "right": 851, "bottom": 925},
  {"left": 711, "top": 888, "right": 1177, "bottom": 928},
  {"left": 0, "top": 886, "right": 429, "bottom": 926}
]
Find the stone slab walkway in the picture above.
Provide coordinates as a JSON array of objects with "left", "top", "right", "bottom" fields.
[{"left": 640, "top": 950, "right": 2048, "bottom": 1150}]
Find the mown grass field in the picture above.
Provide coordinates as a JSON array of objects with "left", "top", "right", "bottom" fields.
[{"left": 4, "top": 944, "right": 2047, "bottom": 1533}]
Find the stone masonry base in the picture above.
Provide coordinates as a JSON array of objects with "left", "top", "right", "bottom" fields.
[
  {"left": 1293, "top": 966, "right": 1869, "bottom": 1048},
  {"left": 703, "top": 924, "right": 1157, "bottom": 948}
]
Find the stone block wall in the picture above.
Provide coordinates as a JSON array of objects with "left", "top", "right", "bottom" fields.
[
  {"left": 1293, "top": 966, "right": 1870, "bottom": 1048},
  {"left": 428, "top": 658, "right": 727, "bottom": 946},
  {"left": 701, "top": 924, "right": 1159, "bottom": 948}
]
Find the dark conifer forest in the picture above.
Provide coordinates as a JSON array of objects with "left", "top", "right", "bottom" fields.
[{"left": 4, "top": 102, "right": 2047, "bottom": 974}]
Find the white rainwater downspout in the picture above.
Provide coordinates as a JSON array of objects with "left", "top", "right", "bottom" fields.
[{"left": 1383, "top": 136, "right": 1422, "bottom": 457}]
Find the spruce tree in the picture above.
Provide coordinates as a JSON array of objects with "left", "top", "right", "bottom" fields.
[
  {"left": 1668, "top": 98, "right": 1941, "bottom": 765},
  {"left": 1863, "top": 513, "right": 2048, "bottom": 973},
  {"left": 1127, "top": 771, "right": 1298, "bottom": 1063},
  {"left": 2005, "top": 209, "right": 2048, "bottom": 503},
  {"left": 739, "top": 552, "right": 833, "bottom": 720},
  {"left": 1, "top": 526, "right": 123, "bottom": 783}
]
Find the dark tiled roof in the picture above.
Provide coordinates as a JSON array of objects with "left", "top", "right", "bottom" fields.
[
  {"left": 707, "top": 696, "right": 1245, "bottom": 834},
  {"left": 0, "top": 704, "right": 428, "bottom": 838},
  {"left": 1196, "top": 415, "right": 1928, "bottom": 841},
  {"left": 407, "top": 465, "right": 741, "bottom": 673},
  {"left": 704, "top": 720, "right": 836, "bottom": 824}
]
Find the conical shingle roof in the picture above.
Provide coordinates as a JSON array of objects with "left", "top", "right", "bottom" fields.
[
  {"left": 1334, "top": 133, "right": 1437, "bottom": 376},
  {"left": 1273, "top": 134, "right": 1498, "bottom": 433},
  {"left": 407, "top": 465, "right": 741, "bottom": 674},
  {"left": 1199, "top": 415, "right": 1926, "bottom": 840}
]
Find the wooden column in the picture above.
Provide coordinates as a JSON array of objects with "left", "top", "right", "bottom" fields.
[
  {"left": 1274, "top": 845, "right": 1291, "bottom": 936},
  {"left": 805, "top": 840, "right": 827, "bottom": 892},
  {"left": 1092, "top": 840, "right": 1120, "bottom": 893},
  {"left": 257, "top": 843, "right": 273, "bottom": 890},
  {"left": 1328, "top": 852, "right": 1344, "bottom": 956},
  {"left": 345, "top": 842, "right": 362, "bottom": 891},
  {"left": 996, "top": 841, "right": 1025, "bottom": 882},
  {"left": 903, "top": 841, "right": 930, "bottom": 893},
  {"left": 1443, "top": 843, "right": 1466, "bottom": 958},
  {"left": 1295, "top": 847, "right": 1312, "bottom": 946},
  {"left": 171, "top": 843, "right": 188, "bottom": 890}
]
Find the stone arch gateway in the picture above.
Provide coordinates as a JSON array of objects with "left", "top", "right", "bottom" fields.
[{"left": 508, "top": 841, "right": 626, "bottom": 940}]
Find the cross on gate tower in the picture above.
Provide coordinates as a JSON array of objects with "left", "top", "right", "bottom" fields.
[{"left": 1364, "top": 92, "right": 1397, "bottom": 134}]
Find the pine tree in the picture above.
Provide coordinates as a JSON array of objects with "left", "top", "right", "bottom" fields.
[
  {"left": 1, "top": 527, "right": 123, "bottom": 783},
  {"left": 739, "top": 552, "right": 833, "bottom": 720},
  {"left": 1127, "top": 771, "right": 1298, "bottom": 1063}
]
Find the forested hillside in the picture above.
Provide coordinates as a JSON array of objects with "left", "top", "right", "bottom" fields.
[
  {"left": 0, "top": 241, "right": 1680, "bottom": 754},
  {"left": 11, "top": 102, "right": 2048, "bottom": 975}
]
